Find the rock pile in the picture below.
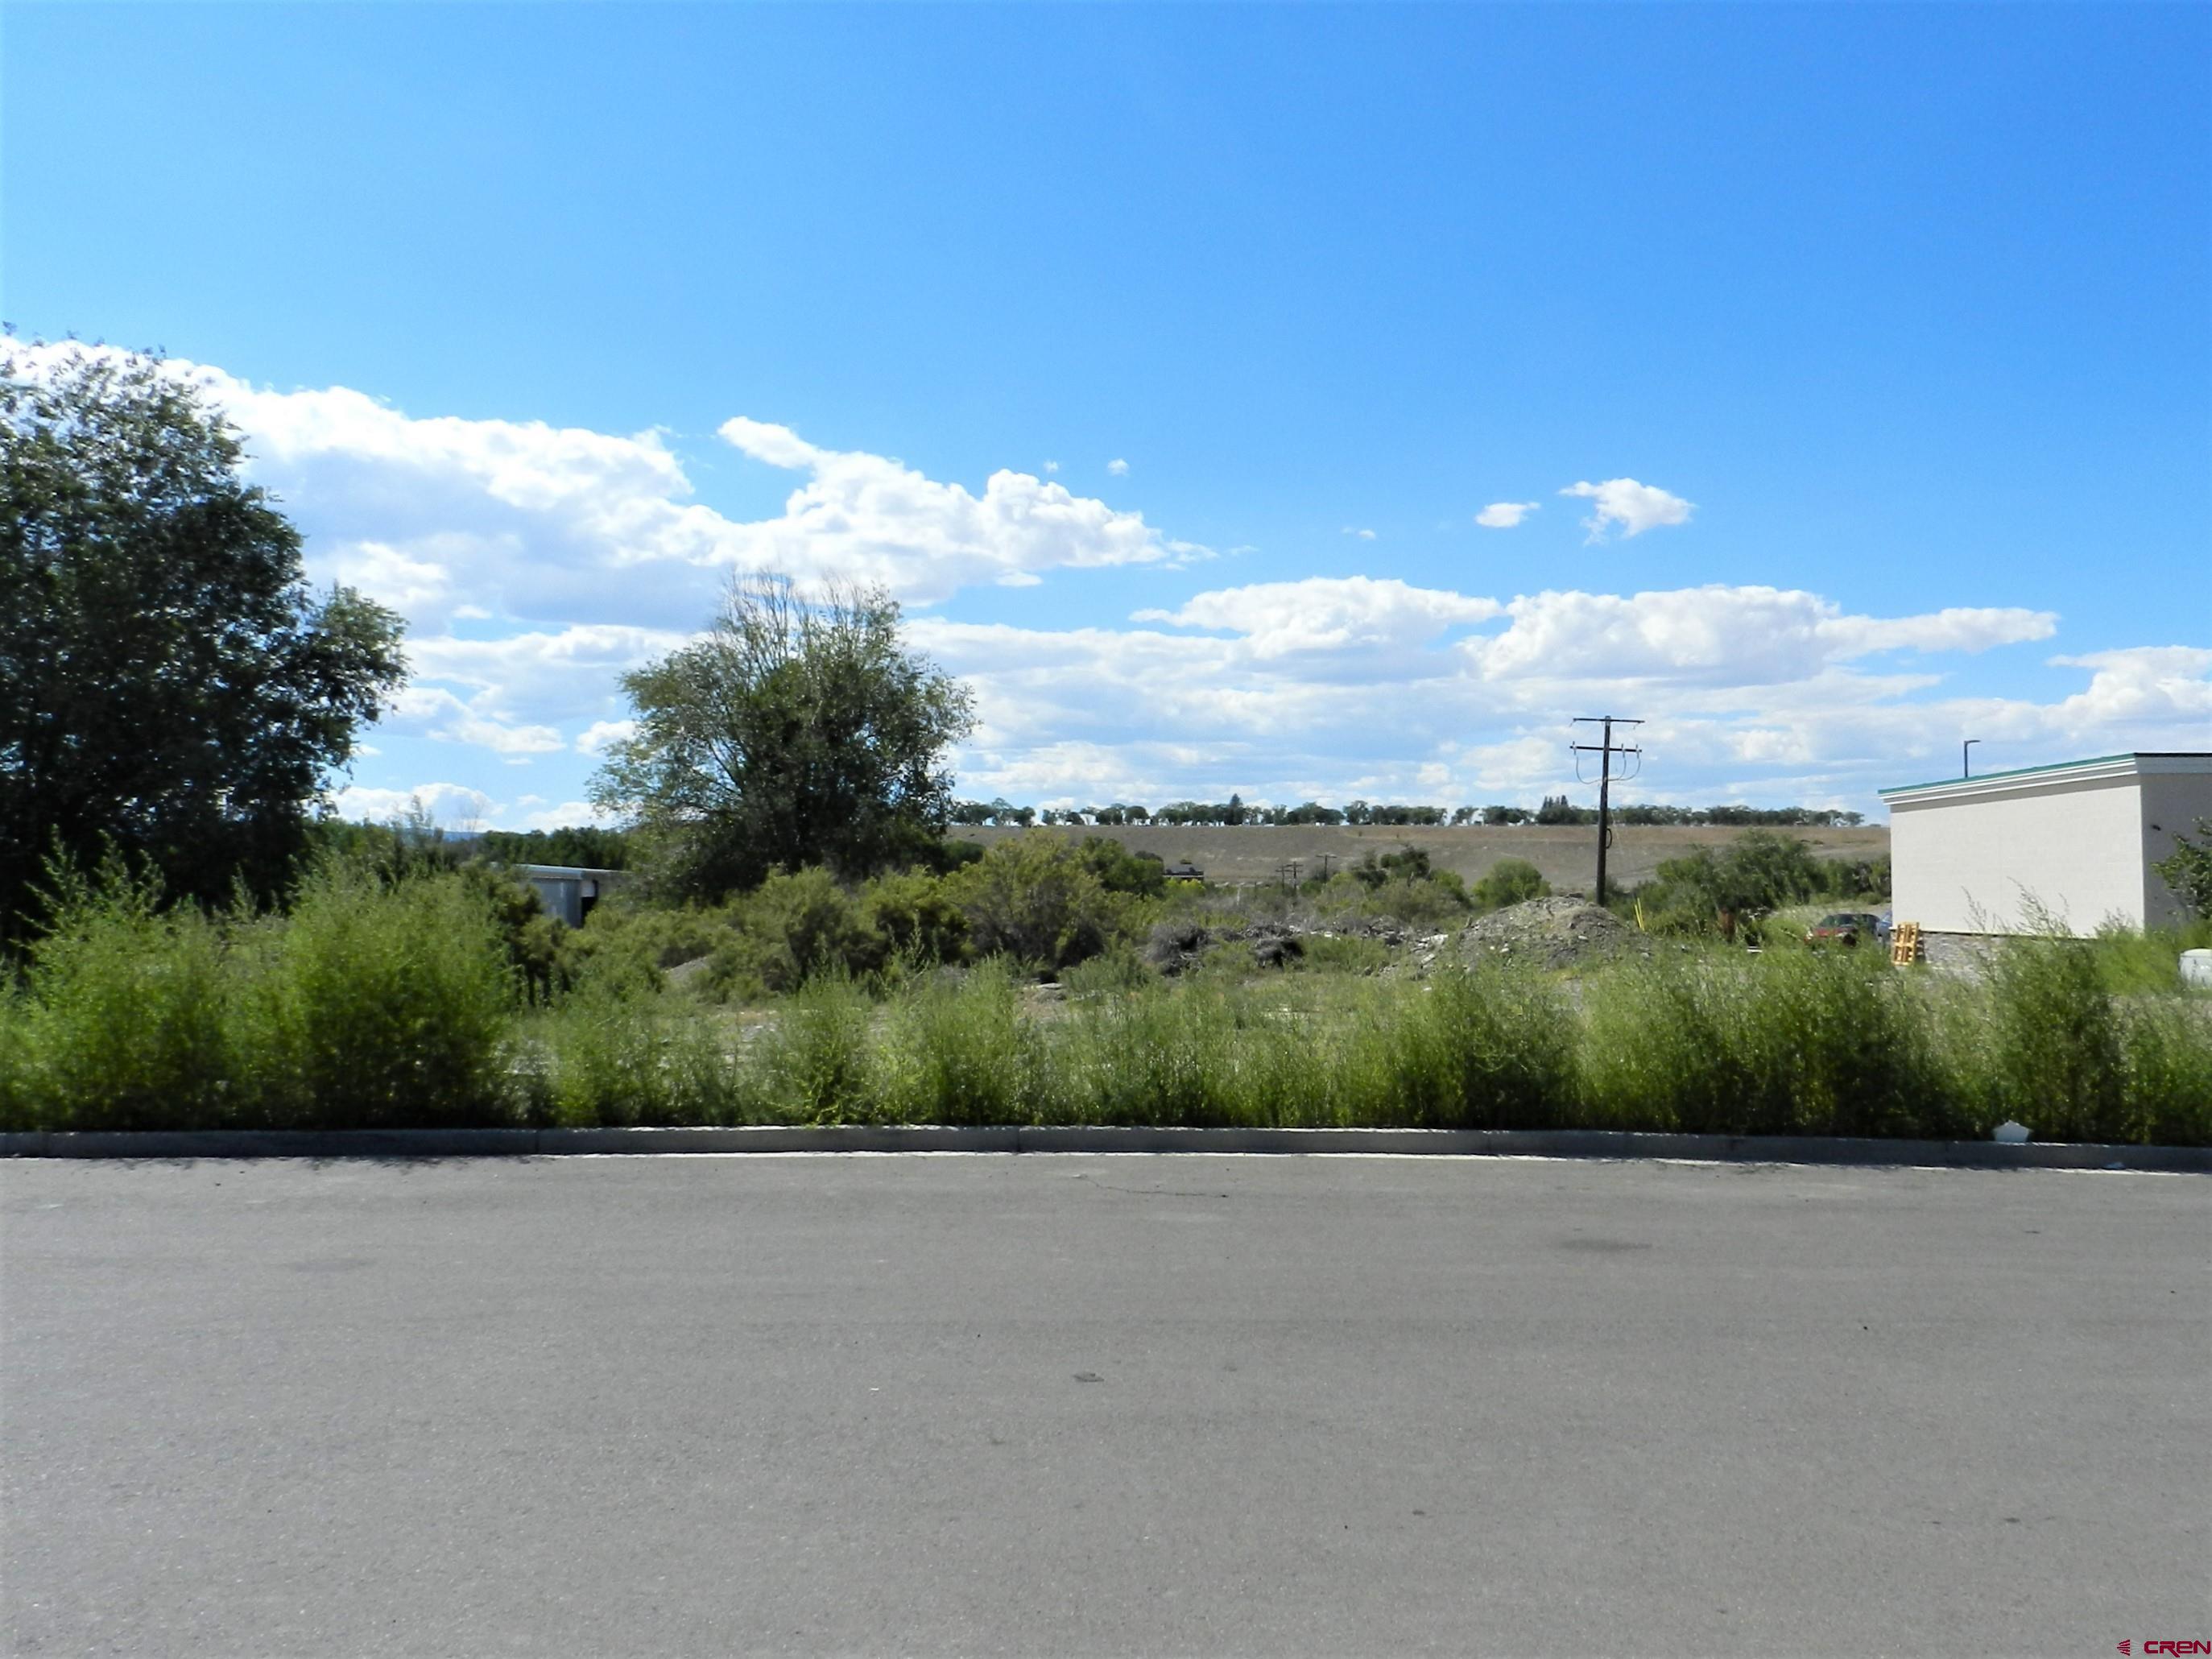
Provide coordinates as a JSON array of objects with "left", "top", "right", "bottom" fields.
[{"left": 1453, "top": 896, "right": 1642, "bottom": 970}]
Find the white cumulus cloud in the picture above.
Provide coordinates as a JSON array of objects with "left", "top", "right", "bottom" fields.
[
  {"left": 327, "top": 782, "right": 494, "bottom": 827},
  {"left": 392, "top": 687, "right": 566, "bottom": 758},
  {"left": 716, "top": 420, "right": 1202, "bottom": 600},
  {"left": 1106, "top": 457, "right": 1130, "bottom": 477},
  {"left": 574, "top": 718, "right": 639, "bottom": 755},
  {"left": 1560, "top": 478, "right": 1693, "bottom": 541},
  {"left": 1135, "top": 577, "right": 1502, "bottom": 660},
  {"left": 1475, "top": 501, "right": 1540, "bottom": 529}
]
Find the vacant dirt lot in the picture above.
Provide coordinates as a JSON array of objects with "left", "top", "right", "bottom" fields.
[{"left": 953, "top": 822, "right": 1891, "bottom": 893}]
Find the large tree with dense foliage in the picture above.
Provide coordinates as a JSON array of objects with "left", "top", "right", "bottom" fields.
[
  {"left": 593, "top": 573, "right": 975, "bottom": 898},
  {"left": 0, "top": 344, "right": 406, "bottom": 921}
]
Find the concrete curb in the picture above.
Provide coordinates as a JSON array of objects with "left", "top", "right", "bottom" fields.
[{"left": 1, "top": 1124, "right": 2204, "bottom": 1172}]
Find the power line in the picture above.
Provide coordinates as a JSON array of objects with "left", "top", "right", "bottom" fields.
[{"left": 1570, "top": 715, "right": 1644, "bottom": 907}]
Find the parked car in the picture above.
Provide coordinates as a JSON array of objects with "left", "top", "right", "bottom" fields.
[{"left": 1805, "top": 911, "right": 1883, "bottom": 948}]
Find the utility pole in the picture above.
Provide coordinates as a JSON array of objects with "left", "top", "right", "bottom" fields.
[{"left": 1571, "top": 716, "right": 1644, "bottom": 907}]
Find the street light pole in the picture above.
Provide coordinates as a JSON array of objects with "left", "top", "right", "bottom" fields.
[{"left": 1963, "top": 738, "right": 1979, "bottom": 780}]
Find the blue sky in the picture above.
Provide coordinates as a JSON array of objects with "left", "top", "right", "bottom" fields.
[{"left": 9, "top": 3, "right": 2208, "bottom": 825}]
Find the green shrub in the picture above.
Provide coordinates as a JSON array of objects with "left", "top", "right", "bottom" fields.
[
  {"left": 531, "top": 985, "right": 744, "bottom": 1127},
  {"left": 1577, "top": 950, "right": 1958, "bottom": 1138},
  {"left": 462, "top": 863, "right": 577, "bottom": 1002},
  {"left": 2085, "top": 921, "right": 2212, "bottom": 996},
  {"left": 1078, "top": 836, "right": 1168, "bottom": 899},
  {"left": 0, "top": 980, "right": 29, "bottom": 1130},
  {"left": 755, "top": 972, "right": 877, "bottom": 1122},
  {"left": 602, "top": 901, "right": 734, "bottom": 970},
  {"left": 1978, "top": 933, "right": 2127, "bottom": 1141},
  {"left": 1061, "top": 947, "right": 1154, "bottom": 995},
  {"left": 1296, "top": 933, "right": 1391, "bottom": 974},
  {"left": 248, "top": 865, "right": 519, "bottom": 1128},
  {"left": 1472, "top": 857, "right": 1550, "bottom": 911},
  {"left": 1642, "top": 832, "right": 1832, "bottom": 937},
  {"left": 2151, "top": 817, "right": 2212, "bottom": 921},
  {"left": 12, "top": 863, "right": 238, "bottom": 1130},
  {"left": 876, "top": 958, "right": 1041, "bottom": 1123},
  {"left": 1335, "top": 966, "right": 1573, "bottom": 1129},
  {"left": 860, "top": 867, "right": 970, "bottom": 967},
  {"left": 951, "top": 831, "right": 1131, "bottom": 971},
  {"left": 713, "top": 866, "right": 880, "bottom": 996},
  {"left": 1048, "top": 981, "right": 1258, "bottom": 1125},
  {"left": 2119, "top": 999, "right": 2212, "bottom": 1145}
]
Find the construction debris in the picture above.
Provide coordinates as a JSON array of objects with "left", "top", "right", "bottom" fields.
[{"left": 1453, "top": 896, "right": 1641, "bottom": 971}]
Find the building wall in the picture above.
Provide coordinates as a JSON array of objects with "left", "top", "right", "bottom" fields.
[
  {"left": 2140, "top": 771, "right": 2212, "bottom": 929},
  {"left": 527, "top": 875, "right": 586, "bottom": 929},
  {"left": 1889, "top": 776, "right": 2150, "bottom": 935}
]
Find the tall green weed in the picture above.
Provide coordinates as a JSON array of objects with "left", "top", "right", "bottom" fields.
[
  {"left": 1578, "top": 949, "right": 1959, "bottom": 1137},
  {"left": 875, "top": 958, "right": 1042, "bottom": 1124},
  {"left": 11, "top": 865, "right": 238, "bottom": 1129}
]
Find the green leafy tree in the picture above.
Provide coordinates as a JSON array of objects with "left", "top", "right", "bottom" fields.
[
  {"left": 593, "top": 573, "right": 976, "bottom": 898},
  {"left": 1, "top": 343, "right": 405, "bottom": 921},
  {"left": 477, "top": 825, "right": 631, "bottom": 871},
  {"left": 1078, "top": 835, "right": 1168, "bottom": 898}
]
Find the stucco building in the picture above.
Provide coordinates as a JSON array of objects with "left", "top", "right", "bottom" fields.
[{"left": 1879, "top": 752, "right": 2212, "bottom": 937}]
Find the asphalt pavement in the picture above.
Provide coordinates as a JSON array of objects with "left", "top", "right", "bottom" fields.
[{"left": 4, "top": 1153, "right": 2207, "bottom": 1657}]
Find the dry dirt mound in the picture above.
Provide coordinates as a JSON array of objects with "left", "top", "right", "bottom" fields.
[{"left": 1455, "top": 896, "right": 1641, "bottom": 970}]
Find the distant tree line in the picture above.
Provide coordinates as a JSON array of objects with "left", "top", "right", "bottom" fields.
[{"left": 951, "top": 795, "right": 1868, "bottom": 830}]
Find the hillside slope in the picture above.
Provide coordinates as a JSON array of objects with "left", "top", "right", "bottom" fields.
[{"left": 950, "top": 822, "right": 1890, "bottom": 894}]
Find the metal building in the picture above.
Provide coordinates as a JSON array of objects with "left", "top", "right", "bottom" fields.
[
  {"left": 1879, "top": 752, "right": 2211, "bottom": 937},
  {"left": 511, "top": 864, "right": 624, "bottom": 929}
]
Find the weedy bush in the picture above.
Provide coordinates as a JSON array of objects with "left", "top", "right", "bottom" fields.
[
  {"left": 1334, "top": 966, "right": 1575, "bottom": 1130},
  {"left": 8, "top": 858, "right": 2207, "bottom": 1146},
  {"left": 0, "top": 977, "right": 27, "bottom": 1129},
  {"left": 1061, "top": 947, "right": 1153, "bottom": 995},
  {"left": 1577, "top": 949, "right": 1960, "bottom": 1137},
  {"left": 1295, "top": 933, "right": 1392, "bottom": 975},
  {"left": 711, "top": 866, "right": 882, "bottom": 998},
  {"left": 1471, "top": 857, "right": 1549, "bottom": 912},
  {"left": 2084, "top": 921, "right": 2212, "bottom": 996},
  {"left": 248, "top": 864, "right": 520, "bottom": 1128},
  {"left": 950, "top": 831, "right": 1137, "bottom": 972},
  {"left": 755, "top": 972, "right": 878, "bottom": 1122},
  {"left": 2115, "top": 999, "right": 2212, "bottom": 1146},
  {"left": 860, "top": 867, "right": 969, "bottom": 966},
  {"left": 1975, "top": 930, "right": 2127, "bottom": 1140},
  {"left": 1300, "top": 855, "right": 1473, "bottom": 933},
  {"left": 529, "top": 983, "right": 746, "bottom": 1127},
  {"left": 8, "top": 864, "right": 238, "bottom": 1129},
  {"left": 1962, "top": 928, "right": 2212, "bottom": 1144},
  {"left": 581, "top": 902, "right": 734, "bottom": 974},
  {"left": 1047, "top": 980, "right": 1271, "bottom": 1125},
  {"left": 875, "top": 958, "right": 1043, "bottom": 1124}
]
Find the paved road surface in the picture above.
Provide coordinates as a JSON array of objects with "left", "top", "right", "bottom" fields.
[{"left": 4, "top": 1154, "right": 2206, "bottom": 1656}]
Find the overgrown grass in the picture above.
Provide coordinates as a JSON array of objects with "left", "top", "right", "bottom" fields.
[
  {"left": 1578, "top": 949, "right": 1961, "bottom": 1137},
  {"left": 5, "top": 866, "right": 2208, "bottom": 1144},
  {"left": 2084, "top": 920, "right": 2212, "bottom": 996}
]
